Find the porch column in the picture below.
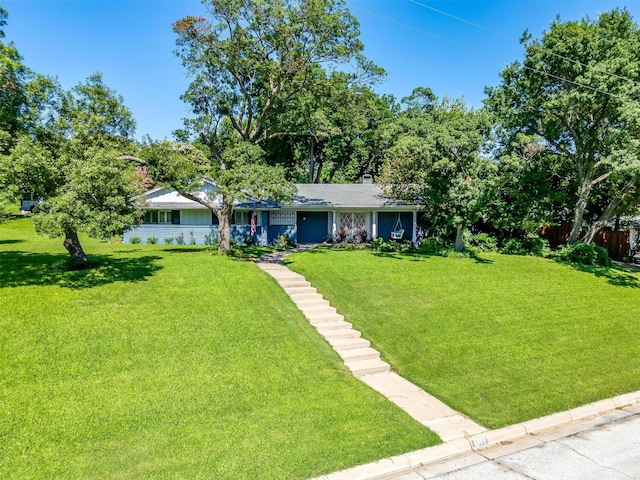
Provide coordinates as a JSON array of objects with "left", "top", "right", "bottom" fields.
[
  {"left": 372, "top": 211, "right": 378, "bottom": 239},
  {"left": 412, "top": 210, "right": 417, "bottom": 244},
  {"left": 332, "top": 211, "right": 337, "bottom": 236}
]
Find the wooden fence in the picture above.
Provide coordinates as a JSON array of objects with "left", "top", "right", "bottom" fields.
[{"left": 540, "top": 224, "right": 630, "bottom": 259}]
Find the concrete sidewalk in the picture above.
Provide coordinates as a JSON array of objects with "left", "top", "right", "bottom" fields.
[
  {"left": 255, "top": 248, "right": 640, "bottom": 480},
  {"left": 390, "top": 406, "right": 640, "bottom": 479}
]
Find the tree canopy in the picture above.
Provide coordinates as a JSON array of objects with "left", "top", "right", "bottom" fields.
[
  {"left": 0, "top": 73, "right": 143, "bottom": 265},
  {"left": 168, "top": 0, "right": 382, "bottom": 250},
  {"left": 485, "top": 8, "right": 640, "bottom": 244},
  {"left": 380, "top": 89, "right": 494, "bottom": 251}
]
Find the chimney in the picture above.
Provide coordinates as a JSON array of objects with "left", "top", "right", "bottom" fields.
[{"left": 361, "top": 174, "right": 373, "bottom": 184}]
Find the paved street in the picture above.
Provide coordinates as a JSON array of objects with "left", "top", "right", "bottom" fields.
[{"left": 393, "top": 410, "right": 640, "bottom": 479}]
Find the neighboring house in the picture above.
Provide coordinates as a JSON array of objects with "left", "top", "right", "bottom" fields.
[{"left": 123, "top": 177, "right": 421, "bottom": 245}]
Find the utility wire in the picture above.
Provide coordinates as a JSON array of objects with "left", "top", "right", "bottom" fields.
[
  {"left": 408, "top": 0, "right": 640, "bottom": 88},
  {"left": 351, "top": 5, "right": 637, "bottom": 103}
]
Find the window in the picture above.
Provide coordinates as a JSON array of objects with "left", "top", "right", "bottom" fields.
[
  {"left": 144, "top": 210, "right": 172, "bottom": 224},
  {"left": 234, "top": 211, "right": 250, "bottom": 225},
  {"left": 269, "top": 211, "right": 296, "bottom": 226}
]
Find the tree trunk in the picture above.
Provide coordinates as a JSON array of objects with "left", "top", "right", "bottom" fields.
[
  {"left": 582, "top": 221, "right": 605, "bottom": 245},
  {"left": 217, "top": 210, "right": 232, "bottom": 252},
  {"left": 308, "top": 139, "right": 315, "bottom": 183},
  {"left": 63, "top": 231, "right": 89, "bottom": 267},
  {"left": 583, "top": 194, "right": 625, "bottom": 244},
  {"left": 453, "top": 224, "right": 465, "bottom": 252},
  {"left": 568, "top": 192, "right": 589, "bottom": 244},
  {"left": 314, "top": 160, "right": 324, "bottom": 184}
]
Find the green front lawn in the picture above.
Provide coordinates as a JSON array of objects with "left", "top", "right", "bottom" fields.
[
  {"left": 0, "top": 218, "right": 439, "bottom": 480},
  {"left": 285, "top": 249, "right": 640, "bottom": 429}
]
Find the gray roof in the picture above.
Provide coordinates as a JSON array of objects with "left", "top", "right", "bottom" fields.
[
  {"left": 140, "top": 182, "right": 417, "bottom": 210},
  {"left": 290, "top": 184, "right": 413, "bottom": 209}
]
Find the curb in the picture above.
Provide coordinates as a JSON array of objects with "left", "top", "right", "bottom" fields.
[{"left": 311, "top": 391, "right": 640, "bottom": 480}]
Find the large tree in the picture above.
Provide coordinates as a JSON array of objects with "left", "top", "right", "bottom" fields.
[
  {"left": 262, "top": 70, "right": 392, "bottom": 183},
  {"left": 485, "top": 9, "right": 640, "bottom": 244},
  {"left": 0, "top": 74, "right": 143, "bottom": 266},
  {"left": 170, "top": 0, "right": 379, "bottom": 250},
  {"left": 380, "top": 88, "right": 494, "bottom": 251}
]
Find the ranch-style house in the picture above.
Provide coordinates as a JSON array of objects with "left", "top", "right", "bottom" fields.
[{"left": 123, "top": 177, "right": 421, "bottom": 246}]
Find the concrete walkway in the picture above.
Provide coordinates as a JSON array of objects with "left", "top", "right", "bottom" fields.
[
  {"left": 256, "top": 248, "right": 487, "bottom": 443},
  {"left": 255, "top": 247, "right": 640, "bottom": 480}
]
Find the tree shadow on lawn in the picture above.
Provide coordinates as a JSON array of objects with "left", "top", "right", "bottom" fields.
[
  {"left": 0, "top": 239, "right": 25, "bottom": 245},
  {"left": 161, "top": 246, "right": 212, "bottom": 253},
  {"left": 570, "top": 262, "right": 640, "bottom": 288},
  {"left": 0, "top": 251, "right": 162, "bottom": 290}
]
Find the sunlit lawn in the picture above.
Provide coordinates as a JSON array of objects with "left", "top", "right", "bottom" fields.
[
  {"left": 0, "top": 218, "right": 439, "bottom": 480},
  {"left": 285, "top": 248, "right": 640, "bottom": 429}
]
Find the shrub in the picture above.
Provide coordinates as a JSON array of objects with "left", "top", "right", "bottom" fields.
[
  {"left": 129, "top": 236, "right": 140, "bottom": 244},
  {"left": 204, "top": 234, "right": 217, "bottom": 246},
  {"left": 593, "top": 245, "right": 612, "bottom": 266},
  {"left": 164, "top": 237, "right": 174, "bottom": 245},
  {"left": 175, "top": 232, "right": 185, "bottom": 245},
  {"left": 468, "top": 233, "right": 498, "bottom": 252},
  {"left": 557, "top": 243, "right": 597, "bottom": 265},
  {"left": 522, "top": 235, "right": 550, "bottom": 256},
  {"left": 276, "top": 234, "right": 295, "bottom": 249},
  {"left": 501, "top": 238, "right": 526, "bottom": 255},
  {"left": 189, "top": 231, "right": 196, "bottom": 245},
  {"left": 244, "top": 236, "right": 256, "bottom": 246},
  {"left": 418, "top": 238, "right": 447, "bottom": 254},
  {"left": 147, "top": 236, "right": 158, "bottom": 245},
  {"left": 369, "top": 238, "right": 415, "bottom": 253},
  {"left": 370, "top": 238, "right": 398, "bottom": 252}
]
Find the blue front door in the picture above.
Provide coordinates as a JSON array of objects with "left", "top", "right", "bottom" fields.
[{"left": 297, "top": 211, "right": 329, "bottom": 243}]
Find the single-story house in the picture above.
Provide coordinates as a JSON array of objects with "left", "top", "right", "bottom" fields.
[{"left": 123, "top": 177, "right": 421, "bottom": 245}]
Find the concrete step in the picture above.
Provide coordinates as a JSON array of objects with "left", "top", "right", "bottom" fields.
[
  {"left": 306, "top": 313, "right": 345, "bottom": 323},
  {"left": 283, "top": 286, "right": 317, "bottom": 295},
  {"left": 314, "top": 320, "right": 353, "bottom": 331},
  {"left": 277, "top": 279, "right": 311, "bottom": 288},
  {"left": 300, "top": 305, "right": 337, "bottom": 316},
  {"left": 293, "top": 298, "right": 331, "bottom": 308},
  {"left": 288, "top": 291, "right": 323, "bottom": 300},
  {"left": 320, "top": 329, "right": 361, "bottom": 340},
  {"left": 269, "top": 273, "right": 308, "bottom": 281},
  {"left": 338, "top": 347, "right": 380, "bottom": 362},
  {"left": 256, "top": 263, "right": 287, "bottom": 271},
  {"left": 328, "top": 337, "right": 371, "bottom": 351},
  {"left": 346, "top": 358, "right": 391, "bottom": 377}
]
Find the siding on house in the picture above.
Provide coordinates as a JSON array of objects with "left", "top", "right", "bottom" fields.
[
  {"left": 181, "top": 209, "right": 211, "bottom": 225},
  {"left": 123, "top": 224, "right": 267, "bottom": 245}
]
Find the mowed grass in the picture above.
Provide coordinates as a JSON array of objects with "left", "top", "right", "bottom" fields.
[
  {"left": 0, "top": 218, "right": 439, "bottom": 480},
  {"left": 285, "top": 249, "right": 640, "bottom": 429}
]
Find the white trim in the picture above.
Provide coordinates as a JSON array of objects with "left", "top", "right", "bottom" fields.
[
  {"left": 372, "top": 211, "right": 378, "bottom": 239},
  {"left": 412, "top": 211, "right": 417, "bottom": 243}
]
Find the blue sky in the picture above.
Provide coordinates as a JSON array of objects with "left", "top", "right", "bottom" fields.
[{"left": 3, "top": 0, "right": 640, "bottom": 140}]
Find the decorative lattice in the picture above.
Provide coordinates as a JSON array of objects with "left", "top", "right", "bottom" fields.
[
  {"left": 340, "top": 212, "right": 366, "bottom": 233},
  {"left": 270, "top": 211, "right": 296, "bottom": 225}
]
